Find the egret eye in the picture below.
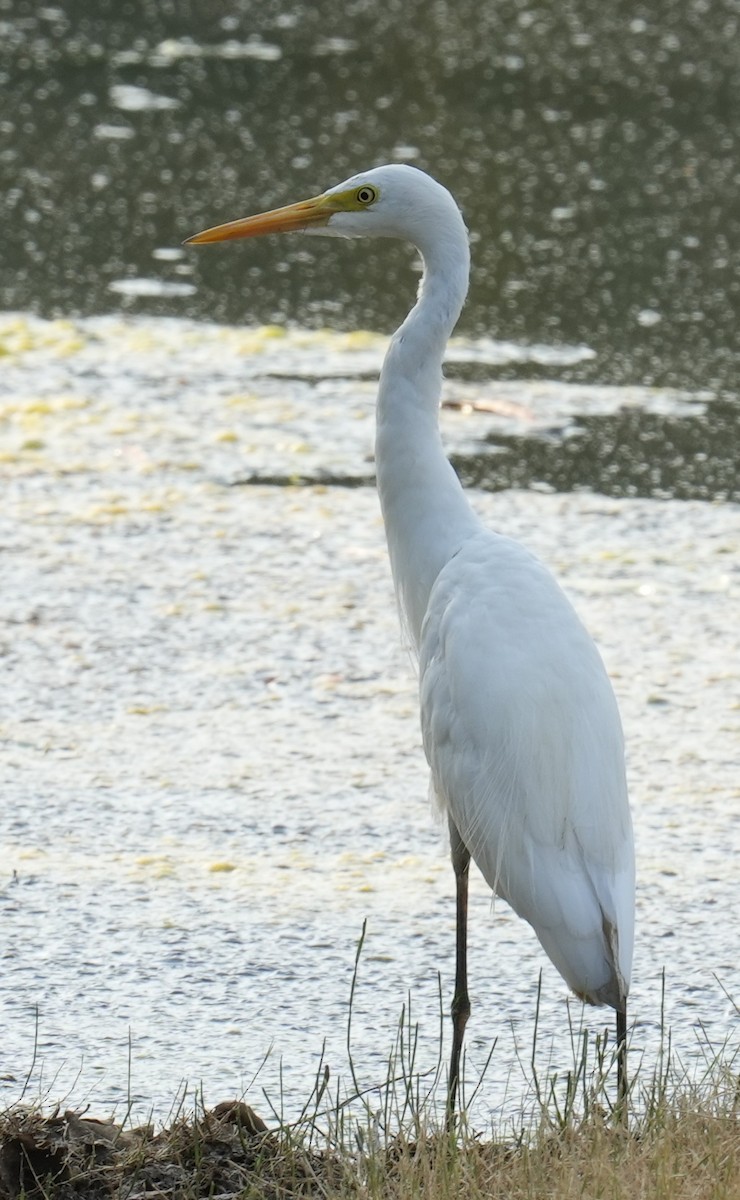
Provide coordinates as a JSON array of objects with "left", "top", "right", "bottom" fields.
[{"left": 355, "top": 185, "right": 377, "bottom": 205}]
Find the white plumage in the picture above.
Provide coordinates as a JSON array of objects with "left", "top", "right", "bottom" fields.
[
  {"left": 419, "top": 531, "right": 634, "bottom": 1007},
  {"left": 186, "top": 163, "right": 636, "bottom": 1112}
]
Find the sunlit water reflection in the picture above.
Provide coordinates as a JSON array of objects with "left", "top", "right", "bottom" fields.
[
  {"left": 1, "top": 0, "right": 738, "bottom": 401},
  {"left": 1, "top": 316, "right": 738, "bottom": 1127}
]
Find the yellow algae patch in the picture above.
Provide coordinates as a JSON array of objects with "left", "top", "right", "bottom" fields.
[
  {"left": 0, "top": 316, "right": 87, "bottom": 358},
  {"left": 0, "top": 393, "right": 91, "bottom": 422},
  {"left": 283, "top": 849, "right": 320, "bottom": 873},
  {"left": 208, "top": 861, "right": 237, "bottom": 873},
  {"left": 139, "top": 499, "right": 172, "bottom": 513},
  {"left": 127, "top": 704, "right": 167, "bottom": 715},
  {"left": 133, "top": 856, "right": 176, "bottom": 879},
  {"left": 391, "top": 855, "right": 425, "bottom": 870},
  {"left": 117, "top": 327, "right": 164, "bottom": 353},
  {"left": 150, "top": 861, "right": 175, "bottom": 878},
  {"left": 231, "top": 325, "right": 287, "bottom": 354},
  {"left": 85, "top": 501, "right": 133, "bottom": 519},
  {"left": 214, "top": 429, "right": 239, "bottom": 442},
  {"left": 226, "top": 394, "right": 260, "bottom": 409},
  {"left": 336, "top": 329, "right": 385, "bottom": 350},
  {"left": 214, "top": 322, "right": 388, "bottom": 357},
  {"left": 109, "top": 422, "right": 141, "bottom": 436},
  {"left": 257, "top": 324, "right": 287, "bottom": 339},
  {"left": 76, "top": 488, "right": 186, "bottom": 523}
]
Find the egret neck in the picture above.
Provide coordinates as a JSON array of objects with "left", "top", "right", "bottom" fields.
[{"left": 375, "top": 209, "right": 477, "bottom": 648}]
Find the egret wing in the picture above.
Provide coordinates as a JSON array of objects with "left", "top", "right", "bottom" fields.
[{"left": 419, "top": 531, "right": 634, "bottom": 1007}]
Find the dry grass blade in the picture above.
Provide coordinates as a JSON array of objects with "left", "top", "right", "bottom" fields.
[{"left": 1, "top": 1048, "right": 739, "bottom": 1200}]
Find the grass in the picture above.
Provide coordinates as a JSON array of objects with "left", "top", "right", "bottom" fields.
[
  {"left": 2, "top": 1060, "right": 739, "bottom": 1200},
  {"left": 1, "top": 936, "right": 739, "bottom": 1199}
]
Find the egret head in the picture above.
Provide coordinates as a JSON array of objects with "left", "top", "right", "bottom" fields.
[{"left": 184, "top": 164, "right": 465, "bottom": 253}]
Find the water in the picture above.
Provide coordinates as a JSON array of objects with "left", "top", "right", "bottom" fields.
[
  {"left": 1, "top": 1, "right": 739, "bottom": 393},
  {"left": 0, "top": 0, "right": 738, "bottom": 1126},
  {"left": 1, "top": 315, "right": 738, "bottom": 1126}
]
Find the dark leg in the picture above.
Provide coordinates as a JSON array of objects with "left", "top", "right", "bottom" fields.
[
  {"left": 447, "top": 819, "right": 471, "bottom": 1127},
  {"left": 616, "top": 1004, "right": 628, "bottom": 1109}
]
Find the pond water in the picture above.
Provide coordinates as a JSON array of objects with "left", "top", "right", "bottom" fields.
[
  {"left": 0, "top": 315, "right": 738, "bottom": 1127},
  {"left": 0, "top": 0, "right": 738, "bottom": 1129},
  {"left": 1, "top": 0, "right": 739, "bottom": 397}
]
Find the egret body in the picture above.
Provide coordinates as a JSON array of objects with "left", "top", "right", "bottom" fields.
[{"left": 186, "top": 165, "right": 635, "bottom": 1113}]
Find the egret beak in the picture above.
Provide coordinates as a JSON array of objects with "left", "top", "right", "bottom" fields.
[{"left": 184, "top": 192, "right": 339, "bottom": 245}]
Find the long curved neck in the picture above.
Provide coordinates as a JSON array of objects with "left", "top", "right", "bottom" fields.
[{"left": 375, "top": 219, "right": 479, "bottom": 648}]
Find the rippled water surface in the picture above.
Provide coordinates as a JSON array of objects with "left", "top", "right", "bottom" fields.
[
  {"left": 1, "top": 0, "right": 738, "bottom": 1128},
  {"left": 1, "top": 316, "right": 738, "bottom": 1125},
  {"left": 1, "top": 0, "right": 739, "bottom": 397}
]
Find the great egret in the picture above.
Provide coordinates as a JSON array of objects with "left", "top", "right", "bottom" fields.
[{"left": 185, "top": 165, "right": 635, "bottom": 1114}]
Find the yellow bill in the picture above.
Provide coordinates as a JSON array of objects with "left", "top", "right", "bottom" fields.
[{"left": 184, "top": 192, "right": 340, "bottom": 245}]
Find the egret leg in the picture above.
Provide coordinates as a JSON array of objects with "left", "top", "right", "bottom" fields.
[
  {"left": 447, "top": 819, "right": 471, "bottom": 1126},
  {"left": 616, "top": 1005, "right": 628, "bottom": 1108}
]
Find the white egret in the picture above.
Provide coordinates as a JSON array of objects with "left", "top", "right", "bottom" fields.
[{"left": 185, "top": 165, "right": 635, "bottom": 1114}]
